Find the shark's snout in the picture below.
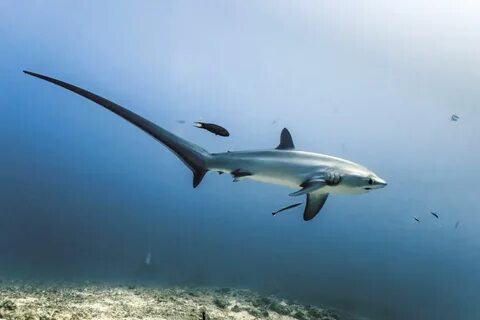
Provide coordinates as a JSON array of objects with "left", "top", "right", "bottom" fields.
[
  {"left": 364, "top": 176, "right": 387, "bottom": 191},
  {"left": 376, "top": 177, "right": 387, "bottom": 187}
]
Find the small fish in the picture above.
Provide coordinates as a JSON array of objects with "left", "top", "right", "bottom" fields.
[
  {"left": 176, "top": 120, "right": 186, "bottom": 124},
  {"left": 455, "top": 220, "right": 460, "bottom": 229},
  {"left": 451, "top": 114, "right": 459, "bottom": 121},
  {"left": 272, "top": 120, "right": 277, "bottom": 125},
  {"left": 430, "top": 212, "right": 439, "bottom": 219},
  {"left": 272, "top": 202, "right": 302, "bottom": 216},
  {"left": 414, "top": 216, "right": 420, "bottom": 222},
  {"left": 194, "top": 122, "right": 230, "bottom": 137}
]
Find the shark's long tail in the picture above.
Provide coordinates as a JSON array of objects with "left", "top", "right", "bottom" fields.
[{"left": 23, "top": 70, "right": 210, "bottom": 187}]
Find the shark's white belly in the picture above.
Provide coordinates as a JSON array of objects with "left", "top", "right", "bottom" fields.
[
  {"left": 242, "top": 172, "right": 300, "bottom": 188},
  {"left": 246, "top": 174, "right": 363, "bottom": 195}
]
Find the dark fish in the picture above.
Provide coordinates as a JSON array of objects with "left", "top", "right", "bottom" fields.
[
  {"left": 272, "top": 202, "right": 302, "bottom": 216},
  {"left": 430, "top": 212, "right": 439, "bottom": 219},
  {"left": 414, "top": 216, "right": 420, "bottom": 222},
  {"left": 450, "top": 114, "right": 459, "bottom": 121},
  {"left": 455, "top": 220, "right": 460, "bottom": 229},
  {"left": 194, "top": 122, "right": 230, "bottom": 137},
  {"left": 176, "top": 120, "right": 186, "bottom": 124}
]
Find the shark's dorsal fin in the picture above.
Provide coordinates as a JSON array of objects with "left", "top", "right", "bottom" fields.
[{"left": 276, "top": 128, "right": 295, "bottom": 150}]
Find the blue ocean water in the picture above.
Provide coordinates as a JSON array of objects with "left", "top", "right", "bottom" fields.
[{"left": 1, "top": 2, "right": 479, "bottom": 319}]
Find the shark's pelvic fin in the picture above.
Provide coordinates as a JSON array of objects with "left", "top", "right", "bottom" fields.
[
  {"left": 23, "top": 70, "right": 211, "bottom": 188},
  {"left": 231, "top": 169, "right": 252, "bottom": 178},
  {"left": 275, "top": 128, "right": 295, "bottom": 150},
  {"left": 231, "top": 168, "right": 252, "bottom": 182},
  {"left": 289, "top": 178, "right": 326, "bottom": 196},
  {"left": 304, "top": 192, "right": 329, "bottom": 221}
]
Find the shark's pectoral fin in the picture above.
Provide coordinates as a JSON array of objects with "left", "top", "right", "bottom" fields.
[
  {"left": 275, "top": 128, "right": 295, "bottom": 150},
  {"left": 289, "top": 179, "right": 326, "bottom": 196},
  {"left": 304, "top": 192, "right": 329, "bottom": 221}
]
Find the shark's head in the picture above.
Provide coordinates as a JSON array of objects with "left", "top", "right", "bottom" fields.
[
  {"left": 336, "top": 165, "right": 387, "bottom": 194},
  {"left": 362, "top": 172, "right": 387, "bottom": 192}
]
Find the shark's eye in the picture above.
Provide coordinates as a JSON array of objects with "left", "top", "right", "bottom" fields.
[{"left": 368, "top": 178, "right": 374, "bottom": 185}]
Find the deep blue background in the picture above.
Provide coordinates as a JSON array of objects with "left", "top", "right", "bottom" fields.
[{"left": 1, "top": 2, "right": 479, "bottom": 319}]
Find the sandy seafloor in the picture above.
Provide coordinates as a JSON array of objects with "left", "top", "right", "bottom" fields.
[{"left": 0, "top": 280, "right": 368, "bottom": 320}]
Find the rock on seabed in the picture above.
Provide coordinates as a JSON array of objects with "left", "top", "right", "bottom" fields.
[{"left": 0, "top": 280, "right": 361, "bottom": 320}]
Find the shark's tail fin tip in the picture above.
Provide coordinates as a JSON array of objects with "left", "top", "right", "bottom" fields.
[{"left": 24, "top": 70, "right": 37, "bottom": 77}]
